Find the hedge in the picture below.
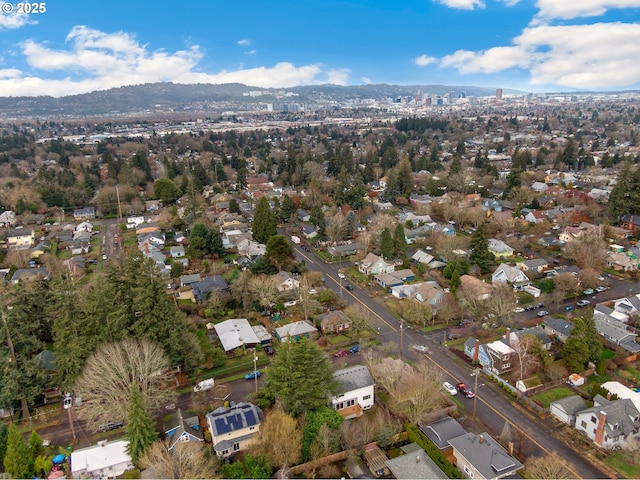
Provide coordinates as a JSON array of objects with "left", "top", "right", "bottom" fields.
[{"left": 406, "top": 424, "right": 464, "bottom": 479}]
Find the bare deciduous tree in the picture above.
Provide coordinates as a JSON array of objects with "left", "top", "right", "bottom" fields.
[
  {"left": 249, "top": 275, "right": 281, "bottom": 311},
  {"left": 254, "top": 407, "right": 302, "bottom": 470},
  {"left": 523, "top": 452, "right": 574, "bottom": 479},
  {"left": 486, "top": 283, "right": 517, "bottom": 326},
  {"left": 139, "top": 440, "right": 218, "bottom": 479},
  {"left": 74, "top": 338, "right": 176, "bottom": 430}
]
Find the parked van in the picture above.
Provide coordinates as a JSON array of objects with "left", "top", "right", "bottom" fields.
[{"left": 193, "top": 378, "right": 215, "bottom": 392}]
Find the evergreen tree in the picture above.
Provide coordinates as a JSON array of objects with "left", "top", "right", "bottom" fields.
[
  {"left": 502, "top": 168, "right": 522, "bottom": 200},
  {"left": 572, "top": 311, "right": 602, "bottom": 363},
  {"left": 380, "top": 227, "right": 394, "bottom": 260},
  {"left": 265, "top": 235, "right": 295, "bottom": 270},
  {"left": 468, "top": 222, "right": 495, "bottom": 273},
  {"left": 229, "top": 198, "right": 241, "bottom": 214},
  {"left": 562, "top": 335, "right": 590, "bottom": 373},
  {"left": 206, "top": 228, "right": 225, "bottom": 258},
  {"left": 252, "top": 196, "right": 277, "bottom": 244},
  {"left": 310, "top": 206, "right": 326, "bottom": 240},
  {"left": 4, "top": 424, "right": 32, "bottom": 478},
  {"left": 263, "top": 338, "right": 339, "bottom": 417},
  {"left": 449, "top": 156, "right": 462, "bottom": 176},
  {"left": 153, "top": 178, "right": 181, "bottom": 204},
  {"left": 28, "top": 431, "right": 43, "bottom": 460},
  {"left": 393, "top": 224, "right": 407, "bottom": 258},
  {"left": 0, "top": 423, "right": 7, "bottom": 466},
  {"left": 396, "top": 158, "right": 413, "bottom": 197},
  {"left": 126, "top": 384, "right": 158, "bottom": 465},
  {"left": 450, "top": 270, "right": 461, "bottom": 295},
  {"left": 280, "top": 195, "right": 297, "bottom": 222},
  {"left": 607, "top": 162, "right": 637, "bottom": 220}
]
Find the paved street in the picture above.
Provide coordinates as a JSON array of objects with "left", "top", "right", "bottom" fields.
[{"left": 292, "top": 243, "right": 611, "bottom": 479}]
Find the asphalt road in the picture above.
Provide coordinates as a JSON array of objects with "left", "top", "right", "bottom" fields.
[{"left": 292, "top": 243, "right": 611, "bottom": 479}]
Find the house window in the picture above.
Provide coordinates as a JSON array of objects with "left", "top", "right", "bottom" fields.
[
  {"left": 463, "top": 465, "right": 474, "bottom": 478},
  {"left": 233, "top": 443, "right": 240, "bottom": 451},
  {"left": 250, "top": 426, "right": 255, "bottom": 430},
  {"left": 503, "top": 363, "right": 510, "bottom": 369},
  {"left": 591, "top": 416, "right": 597, "bottom": 423},
  {"left": 581, "top": 421, "right": 587, "bottom": 429},
  {"left": 347, "top": 399, "right": 356, "bottom": 407},
  {"left": 363, "top": 395, "right": 371, "bottom": 401}
]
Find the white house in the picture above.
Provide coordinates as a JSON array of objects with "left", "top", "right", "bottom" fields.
[
  {"left": 575, "top": 396, "right": 640, "bottom": 449},
  {"left": 214, "top": 319, "right": 261, "bottom": 352},
  {"left": 272, "top": 271, "right": 300, "bottom": 292},
  {"left": 127, "top": 216, "right": 145, "bottom": 229},
  {"left": 331, "top": 365, "right": 375, "bottom": 419},
  {"left": 75, "top": 221, "right": 94, "bottom": 233},
  {"left": 550, "top": 396, "right": 588, "bottom": 425},
  {"left": 70, "top": 439, "right": 134, "bottom": 479},
  {"left": 359, "top": 253, "right": 395, "bottom": 276},
  {"left": 488, "top": 239, "right": 514, "bottom": 257},
  {"left": 491, "top": 263, "right": 530, "bottom": 287}
]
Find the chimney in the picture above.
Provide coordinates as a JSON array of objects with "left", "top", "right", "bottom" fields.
[
  {"left": 416, "top": 455, "right": 421, "bottom": 463},
  {"left": 505, "top": 328, "right": 511, "bottom": 347},
  {"left": 474, "top": 338, "right": 480, "bottom": 362},
  {"left": 479, "top": 434, "right": 484, "bottom": 444},
  {"left": 594, "top": 411, "right": 607, "bottom": 447},
  {"left": 508, "top": 441, "right": 514, "bottom": 456}
]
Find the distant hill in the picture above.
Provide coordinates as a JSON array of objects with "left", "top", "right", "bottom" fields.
[{"left": 0, "top": 82, "right": 509, "bottom": 118}]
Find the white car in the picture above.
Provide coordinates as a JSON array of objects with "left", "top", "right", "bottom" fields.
[
  {"left": 338, "top": 272, "right": 346, "bottom": 279},
  {"left": 102, "top": 254, "right": 107, "bottom": 260},
  {"left": 308, "top": 289, "right": 317, "bottom": 295},
  {"left": 577, "top": 299, "right": 591, "bottom": 307},
  {"left": 513, "top": 307, "right": 525, "bottom": 313},
  {"left": 412, "top": 345, "right": 427, "bottom": 352},
  {"left": 443, "top": 382, "right": 457, "bottom": 395}
]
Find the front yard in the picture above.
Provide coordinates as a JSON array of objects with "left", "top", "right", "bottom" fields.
[{"left": 531, "top": 386, "right": 575, "bottom": 408}]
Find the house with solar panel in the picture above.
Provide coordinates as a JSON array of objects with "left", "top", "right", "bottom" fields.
[{"left": 206, "top": 402, "right": 264, "bottom": 457}]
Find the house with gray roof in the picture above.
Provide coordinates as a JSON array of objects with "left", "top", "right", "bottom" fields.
[
  {"left": 192, "top": 275, "right": 229, "bottom": 303},
  {"left": 519, "top": 258, "right": 549, "bottom": 273},
  {"left": 180, "top": 273, "right": 202, "bottom": 287},
  {"left": 488, "top": 238, "right": 514, "bottom": 257},
  {"left": 331, "top": 365, "right": 375, "bottom": 419},
  {"left": 214, "top": 319, "right": 260, "bottom": 352},
  {"left": 327, "top": 243, "right": 360, "bottom": 257},
  {"left": 273, "top": 320, "right": 317, "bottom": 343},
  {"left": 165, "top": 408, "right": 204, "bottom": 451},
  {"left": 575, "top": 396, "right": 640, "bottom": 449},
  {"left": 10, "top": 267, "right": 50, "bottom": 284},
  {"left": 543, "top": 317, "right": 574, "bottom": 343},
  {"left": 206, "top": 402, "right": 264, "bottom": 457},
  {"left": 421, "top": 416, "right": 467, "bottom": 452},
  {"left": 491, "top": 263, "right": 530, "bottom": 287},
  {"left": 550, "top": 395, "right": 588, "bottom": 426},
  {"left": 385, "top": 443, "right": 447, "bottom": 479},
  {"left": 412, "top": 249, "right": 434, "bottom": 265},
  {"left": 595, "top": 318, "right": 640, "bottom": 353},
  {"left": 448, "top": 432, "right": 523, "bottom": 479}
]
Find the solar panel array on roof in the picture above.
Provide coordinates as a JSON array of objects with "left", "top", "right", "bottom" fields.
[
  {"left": 214, "top": 418, "right": 231, "bottom": 435},
  {"left": 245, "top": 410, "right": 256, "bottom": 426},
  {"left": 229, "top": 413, "right": 243, "bottom": 431}
]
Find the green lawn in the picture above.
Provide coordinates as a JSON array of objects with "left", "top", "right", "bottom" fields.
[
  {"left": 531, "top": 386, "right": 575, "bottom": 408},
  {"left": 621, "top": 365, "right": 640, "bottom": 383},
  {"left": 601, "top": 348, "right": 615, "bottom": 360},
  {"left": 605, "top": 452, "right": 640, "bottom": 478}
]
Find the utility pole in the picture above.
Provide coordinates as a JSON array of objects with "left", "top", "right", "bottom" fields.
[
  {"left": 64, "top": 395, "right": 76, "bottom": 442},
  {"left": 400, "top": 322, "right": 404, "bottom": 360},
  {"left": 472, "top": 367, "right": 481, "bottom": 419},
  {"left": 115, "top": 184, "right": 123, "bottom": 223},
  {"left": 253, "top": 354, "right": 258, "bottom": 394}
]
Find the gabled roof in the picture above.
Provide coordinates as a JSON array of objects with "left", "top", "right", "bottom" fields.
[
  {"left": 165, "top": 408, "right": 204, "bottom": 450},
  {"left": 488, "top": 238, "right": 514, "bottom": 254},
  {"left": 333, "top": 365, "right": 374, "bottom": 394},
  {"left": 448, "top": 432, "right": 523, "bottom": 478},
  {"left": 543, "top": 317, "right": 574, "bottom": 335},
  {"left": 214, "top": 319, "right": 261, "bottom": 351},
  {"left": 577, "top": 398, "right": 640, "bottom": 438},
  {"left": 207, "top": 402, "right": 264, "bottom": 438},
  {"left": 550, "top": 395, "right": 587, "bottom": 415},
  {"left": 421, "top": 416, "right": 467, "bottom": 450},
  {"left": 274, "top": 320, "right": 316, "bottom": 339},
  {"left": 412, "top": 249, "right": 434, "bottom": 265}
]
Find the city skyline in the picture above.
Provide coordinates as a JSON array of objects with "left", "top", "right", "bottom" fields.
[{"left": 0, "top": 0, "right": 639, "bottom": 97}]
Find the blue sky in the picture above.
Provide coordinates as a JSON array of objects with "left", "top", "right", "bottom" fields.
[{"left": 0, "top": 0, "right": 639, "bottom": 97}]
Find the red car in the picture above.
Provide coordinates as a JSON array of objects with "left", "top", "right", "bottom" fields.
[
  {"left": 334, "top": 349, "right": 349, "bottom": 358},
  {"left": 456, "top": 382, "right": 475, "bottom": 398}
]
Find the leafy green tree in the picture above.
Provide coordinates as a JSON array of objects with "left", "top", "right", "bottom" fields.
[
  {"left": 263, "top": 338, "right": 339, "bottom": 417},
  {"left": 450, "top": 270, "right": 461, "bottom": 295},
  {"left": 280, "top": 195, "right": 297, "bottom": 222},
  {"left": 0, "top": 280, "right": 51, "bottom": 420},
  {"left": 126, "top": 384, "right": 158, "bottom": 465},
  {"left": 221, "top": 454, "right": 272, "bottom": 479},
  {"left": 265, "top": 235, "right": 295, "bottom": 271},
  {"left": 4, "top": 424, "right": 32, "bottom": 478},
  {"left": 443, "top": 258, "right": 469, "bottom": 280},
  {"left": 572, "top": 311, "right": 602, "bottom": 363},
  {"left": 469, "top": 222, "right": 495, "bottom": 273},
  {"left": 28, "top": 430, "right": 43, "bottom": 460},
  {"left": 0, "top": 423, "right": 7, "bottom": 466},
  {"left": 249, "top": 256, "right": 278, "bottom": 275},
  {"left": 380, "top": 227, "right": 394, "bottom": 260},
  {"left": 229, "top": 198, "right": 242, "bottom": 214},
  {"left": 562, "top": 335, "right": 590, "bottom": 373},
  {"left": 393, "top": 224, "right": 407, "bottom": 258},
  {"left": 153, "top": 178, "right": 181, "bottom": 204},
  {"left": 252, "top": 196, "right": 277, "bottom": 244},
  {"left": 310, "top": 206, "right": 326, "bottom": 240}
]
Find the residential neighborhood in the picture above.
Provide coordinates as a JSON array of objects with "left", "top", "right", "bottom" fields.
[{"left": 3, "top": 92, "right": 640, "bottom": 479}]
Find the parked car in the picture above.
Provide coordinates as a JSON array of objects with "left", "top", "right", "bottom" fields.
[
  {"left": 565, "top": 305, "right": 574, "bottom": 311},
  {"left": 349, "top": 345, "right": 360, "bottom": 354},
  {"left": 447, "top": 332, "right": 461, "bottom": 340},
  {"left": 524, "top": 305, "right": 536, "bottom": 311},
  {"left": 443, "top": 382, "right": 457, "bottom": 395},
  {"left": 595, "top": 286, "right": 607, "bottom": 293},
  {"left": 345, "top": 284, "right": 354, "bottom": 291},
  {"left": 513, "top": 307, "right": 525, "bottom": 313},
  {"left": 583, "top": 288, "right": 595, "bottom": 295},
  {"left": 577, "top": 300, "right": 591, "bottom": 307},
  {"left": 244, "top": 370, "right": 261, "bottom": 380},
  {"left": 264, "top": 345, "right": 275, "bottom": 355},
  {"left": 193, "top": 378, "right": 215, "bottom": 392},
  {"left": 334, "top": 349, "right": 349, "bottom": 358},
  {"left": 98, "top": 421, "right": 124, "bottom": 432},
  {"left": 533, "top": 303, "right": 545, "bottom": 309},
  {"left": 412, "top": 345, "right": 428, "bottom": 352},
  {"left": 537, "top": 310, "right": 549, "bottom": 317},
  {"left": 308, "top": 288, "right": 317, "bottom": 295},
  {"left": 338, "top": 272, "right": 346, "bottom": 279},
  {"left": 456, "top": 382, "right": 475, "bottom": 398},
  {"left": 102, "top": 254, "right": 107, "bottom": 260}
]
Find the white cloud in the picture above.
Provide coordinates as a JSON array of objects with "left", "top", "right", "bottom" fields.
[
  {"left": 326, "top": 68, "right": 350, "bottom": 85},
  {"left": 499, "top": 0, "right": 520, "bottom": 5},
  {"left": 1, "top": 26, "right": 347, "bottom": 96},
  {"left": 414, "top": 54, "right": 437, "bottom": 67},
  {"left": 435, "top": 0, "right": 485, "bottom": 10},
  {"left": 535, "top": 0, "right": 640, "bottom": 20},
  {"left": 245, "top": 49, "right": 257, "bottom": 56},
  {"left": 0, "top": 3, "right": 36, "bottom": 29},
  {"left": 237, "top": 39, "right": 251, "bottom": 46},
  {"left": 440, "top": 22, "right": 640, "bottom": 89},
  {"left": 361, "top": 77, "right": 372, "bottom": 84}
]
